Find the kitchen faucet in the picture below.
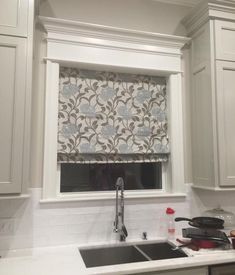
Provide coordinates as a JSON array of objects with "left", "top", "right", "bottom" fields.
[{"left": 113, "top": 177, "right": 128, "bottom": 241}]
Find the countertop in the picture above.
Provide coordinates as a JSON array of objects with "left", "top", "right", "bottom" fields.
[{"left": 1, "top": 238, "right": 235, "bottom": 275}]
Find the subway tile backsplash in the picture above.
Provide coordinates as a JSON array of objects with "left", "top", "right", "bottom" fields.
[{"left": 1, "top": 185, "right": 235, "bottom": 251}]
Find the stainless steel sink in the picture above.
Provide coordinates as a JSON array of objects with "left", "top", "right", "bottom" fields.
[
  {"left": 79, "top": 242, "right": 188, "bottom": 268},
  {"left": 79, "top": 244, "right": 148, "bottom": 267},
  {"left": 136, "top": 242, "right": 187, "bottom": 260}
]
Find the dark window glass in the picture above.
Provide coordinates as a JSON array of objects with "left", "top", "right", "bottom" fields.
[{"left": 60, "top": 163, "right": 162, "bottom": 192}]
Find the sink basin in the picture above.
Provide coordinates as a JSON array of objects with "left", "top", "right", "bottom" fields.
[
  {"left": 79, "top": 245, "right": 148, "bottom": 267},
  {"left": 136, "top": 242, "right": 187, "bottom": 260},
  {"left": 79, "top": 242, "right": 188, "bottom": 268}
]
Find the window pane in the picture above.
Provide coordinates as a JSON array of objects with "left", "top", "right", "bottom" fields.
[{"left": 60, "top": 163, "right": 162, "bottom": 192}]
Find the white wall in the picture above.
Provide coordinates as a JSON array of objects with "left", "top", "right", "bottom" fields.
[{"left": 39, "top": 0, "right": 190, "bottom": 35}]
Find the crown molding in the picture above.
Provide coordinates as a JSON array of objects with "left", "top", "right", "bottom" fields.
[
  {"left": 38, "top": 16, "right": 189, "bottom": 51},
  {"left": 153, "top": 0, "right": 202, "bottom": 8},
  {"left": 182, "top": 0, "right": 235, "bottom": 35}
]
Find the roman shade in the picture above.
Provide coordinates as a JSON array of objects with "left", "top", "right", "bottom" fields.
[{"left": 57, "top": 67, "right": 169, "bottom": 163}]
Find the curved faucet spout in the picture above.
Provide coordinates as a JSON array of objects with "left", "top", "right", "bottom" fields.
[{"left": 113, "top": 177, "right": 128, "bottom": 241}]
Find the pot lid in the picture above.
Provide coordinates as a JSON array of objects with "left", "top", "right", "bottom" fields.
[{"left": 202, "top": 206, "right": 235, "bottom": 229}]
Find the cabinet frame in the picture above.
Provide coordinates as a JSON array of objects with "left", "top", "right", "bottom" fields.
[
  {"left": 0, "top": 35, "right": 27, "bottom": 193},
  {"left": 183, "top": 1, "right": 235, "bottom": 190}
]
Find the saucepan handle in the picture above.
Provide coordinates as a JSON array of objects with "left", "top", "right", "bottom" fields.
[{"left": 175, "top": 217, "right": 192, "bottom": 222}]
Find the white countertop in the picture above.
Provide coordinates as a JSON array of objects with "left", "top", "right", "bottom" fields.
[{"left": 1, "top": 238, "right": 235, "bottom": 275}]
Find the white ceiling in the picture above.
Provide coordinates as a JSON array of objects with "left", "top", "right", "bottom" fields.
[{"left": 153, "top": 0, "right": 203, "bottom": 8}]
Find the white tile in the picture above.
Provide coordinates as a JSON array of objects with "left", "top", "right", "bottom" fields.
[{"left": 4, "top": 186, "right": 233, "bottom": 249}]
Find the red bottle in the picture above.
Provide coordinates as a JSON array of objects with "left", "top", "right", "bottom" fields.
[{"left": 166, "top": 207, "right": 175, "bottom": 239}]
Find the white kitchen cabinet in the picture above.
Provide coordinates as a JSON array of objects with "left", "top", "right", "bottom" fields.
[
  {"left": 0, "top": 0, "right": 29, "bottom": 37},
  {"left": 0, "top": 0, "right": 34, "bottom": 195},
  {"left": 216, "top": 61, "right": 235, "bottom": 187},
  {"left": 0, "top": 36, "right": 27, "bottom": 193},
  {"left": 183, "top": 1, "right": 235, "bottom": 190},
  {"left": 144, "top": 266, "right": 208, "bottom": 275}
]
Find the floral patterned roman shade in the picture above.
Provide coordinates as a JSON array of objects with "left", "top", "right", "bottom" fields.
[{"left": 57, "top": 67, "right": 169, "bottom": 163}]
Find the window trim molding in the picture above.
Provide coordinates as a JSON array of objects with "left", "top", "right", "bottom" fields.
[{"left": 40, "top": 16, "right": 189, "bottom": 201}]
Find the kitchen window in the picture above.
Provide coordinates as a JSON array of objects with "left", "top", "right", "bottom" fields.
[{"left": 60, "top": 162, "right": 162, "bottom": 192}]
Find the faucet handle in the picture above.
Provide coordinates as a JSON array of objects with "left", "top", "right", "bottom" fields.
[
  {"left": 142, "top": 232, "right": 147, "bottom": 240},
  {"left": 120, "top": 225, "right": 128, "bottom": 241},
  {"left": 113, "top": 221, "right": 118, "bottom": 233}
]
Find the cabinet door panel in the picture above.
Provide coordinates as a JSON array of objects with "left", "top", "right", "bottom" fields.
[
  {"left": 0, "top": 36, "right": 27, "bottom": 193},
  {"left": 0, "top": 0, "right": 28, "bottom": 37},
  {"left": 215, "top": 20, "right": 235, "bottom": 61},
  {"left": 210, "top": 263, "right": 235, "bottom": 275},
  {"left": 216, "top": 61, "right": 235, "bottom": 186},
  {"left": 145, "top": 267, "right": 208, "bottom": 275},
  {"left": 191, "top": 64, "right": 215, "bottom": 188}
]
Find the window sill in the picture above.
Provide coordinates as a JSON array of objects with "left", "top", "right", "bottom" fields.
[{"left": 40, "top": 191, "right": 187, "bottom": 203}]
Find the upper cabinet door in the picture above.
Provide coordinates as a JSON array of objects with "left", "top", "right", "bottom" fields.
[
  {"left": 0, "top": 35, "right": 27, "bottom": 193},
  {"left": 216, "top": 61, "right": 235, "bottom": 187},
  {"left": 0, "top": 0, "right": 28, "bottom": 37},
  {"left": 215, "top": 20, "right": 235, "bottom": 62}
]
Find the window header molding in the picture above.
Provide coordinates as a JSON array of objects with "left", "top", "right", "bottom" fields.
[
  {"left": 39, "top": 16, "right": 190, "bottom": 75},
  {"left": 39, "top": 16, "right": 189, "bottom": 49}
]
